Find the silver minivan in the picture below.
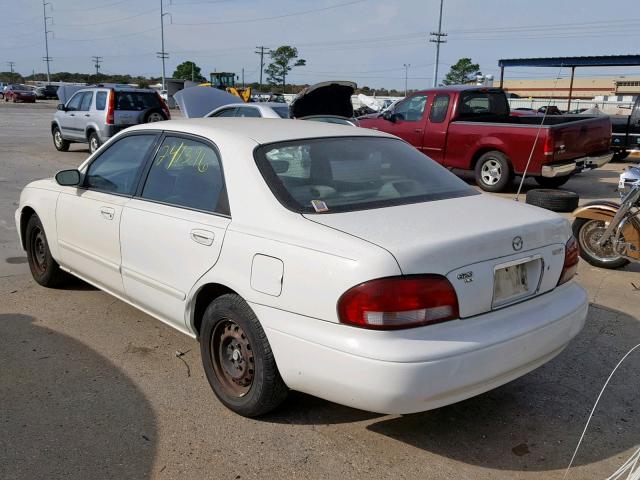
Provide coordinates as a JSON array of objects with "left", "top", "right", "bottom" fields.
[{"left": 51, "top": 87, "right": 170, "bottom": 153}]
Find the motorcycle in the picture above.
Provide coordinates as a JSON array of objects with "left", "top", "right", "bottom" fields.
[{"left": 572, "top": 165, "right": 640, "bottom": 269}]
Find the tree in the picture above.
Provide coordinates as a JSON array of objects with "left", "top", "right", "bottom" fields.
[
  {"left": 442, "top": 58, "right": 481, "bottom": 86},
  {"left": 173, "top": 61, "right": 205, "bottom": 82},
  {"left": 265, "top": 46, "right": 306, "bottom": 93}
]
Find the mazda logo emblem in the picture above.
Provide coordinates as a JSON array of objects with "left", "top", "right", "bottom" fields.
[{"left": 512, "top": 236, "right": 523, "bottom": 251}]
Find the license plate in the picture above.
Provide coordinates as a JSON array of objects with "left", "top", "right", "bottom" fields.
[{"left": 493, "top": 261, "right": 530, "bottom": 306}]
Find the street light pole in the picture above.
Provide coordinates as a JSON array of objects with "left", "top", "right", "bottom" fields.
[
  {"left": 430, "top": 0, "right": 447, "bottom": 87},
  {"left": 403, "top": 63, "right": 410, "bottom": 96}
]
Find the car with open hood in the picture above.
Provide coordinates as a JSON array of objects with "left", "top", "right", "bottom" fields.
[{"left": 16, "top": 118, "right": 587, "bottom": 417}]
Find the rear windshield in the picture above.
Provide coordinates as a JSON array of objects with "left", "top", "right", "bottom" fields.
[
  {"left": 457, "top": 90, "right": 509, "bottom": 118},
  {"left": 255, "top": 137, "right": 477, "bottom": 214},
  {"left": 272, "top": 106, "right": 289, "bottom": 118},
  {"left": 114, "top": 91, "right": 161, "bottom": 111}
]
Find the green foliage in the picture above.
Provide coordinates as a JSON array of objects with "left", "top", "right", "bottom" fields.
[
  {"left": 442, "top": 58, "right": 481, "bottom": 86},
  {"left": 265, "top": 46, "right": 306, "bottom": 93},
  {"left": 172, "top": 61, "right": 206, "bottom": 82}
]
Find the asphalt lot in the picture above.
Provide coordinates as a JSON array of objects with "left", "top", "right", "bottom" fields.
[{"left": 1, "top": 100, "right": 639, "bottom": 479}]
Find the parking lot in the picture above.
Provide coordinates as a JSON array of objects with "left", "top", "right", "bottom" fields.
[{"left": 1, "top": 101, "right": 639, "bottom": 479}]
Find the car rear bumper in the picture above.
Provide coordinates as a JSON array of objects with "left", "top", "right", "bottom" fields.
[
  {"left": 541, "top": 152, "right": 613, "bottom": 177},
  {"left": 253, "top": 282, "right": 588, "bottom": 414}
]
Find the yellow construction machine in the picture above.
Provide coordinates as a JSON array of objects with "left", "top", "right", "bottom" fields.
[{"left": 207, "top": 72, "right": 252, "bottom": 102}]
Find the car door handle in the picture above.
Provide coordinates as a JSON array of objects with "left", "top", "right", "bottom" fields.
[
  {"left": 100, "top": 207, "right": 115, "bottom": 220},
  {"left": 414, "top": 129, "right": 423, "bottom": 133},
  {"left": 84, "top": 114, "right": 90, "bottom": 117},
  {"left": 190, "top": 229, "right": 214, "bottom": 246}
]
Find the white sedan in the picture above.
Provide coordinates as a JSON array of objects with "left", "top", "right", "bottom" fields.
[{"left": 15, "top": 118, "right": 587, "bottom": 417}]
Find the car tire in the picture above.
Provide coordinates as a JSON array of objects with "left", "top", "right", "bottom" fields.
[
  {"left": 25, "top": 214, "right": 69, "bottom": 287},
  {"left": 534, "top": 175, "right": 571, "bottom": 188},
  {"left": 612, "top": 151, "right": 630, "bottom": 162},
  {"left": 200, "top": 294, "right": 288, "bottom": 417},
  {"left": 474, "top": 151, "right": 512, "bottom": 192},
  {"left": 52, "top": 126, "right": 70, "bottom": 152},
  {"left": 141, "top": 108, "right": 167, "bottom": 123},
  {"left": 525, "top": 188, "right": 579, "bottom": 212},
  {"left": 572, "top": 217, "right": 629, "bottom": 269},
  {"left": 88, "top": 132, "right": 101, "bottom": 154}
]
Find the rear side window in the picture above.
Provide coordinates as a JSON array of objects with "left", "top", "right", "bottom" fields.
[
  {"left": 211, "top": 108, "right": 237, "bottom": 117},
  {"left": 115, "top": 91, "right": 160, "bottom": 111},
  {"left": 95, "top": 91, "right": 107, "bottom": 110},
  {"left": 141, "top": 136, "right": 228, "bottom": 214},
  {"left": 85, "top": 135, "right": 156, "bottom": 194},
  {"left": 236, "top": 106, "right": 261, "bottom": 118},
  {"left": 429, "top": 95, "right": 450, "bottom": 123},
  {"left": 79, "top": 92, "right": 93, "bottom": 111}
]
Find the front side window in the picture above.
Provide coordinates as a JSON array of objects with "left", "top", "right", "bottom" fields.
[
  {"left": 236, "top": 106, "right": 261, "bottom": 118},
  {"left": 255, "top": 137, "right": 477, "bottom": 214},
  {"left": 429, "top": 95, "right": 450, "bottom": 123},
  {"left": 141, "top": 136, "right": 228, "bottom": 214},
  {"left": 79, "top": 92, "right": 93, "bottom": 111},
  {"left": 66, "top": 92, "right": 84, "bottom": 111},
  {"left": 393, "top": 94, "right": 427, "bottom": 122},
  {"left": 85, "top": 134, "right": 156, "bottom": 194}
]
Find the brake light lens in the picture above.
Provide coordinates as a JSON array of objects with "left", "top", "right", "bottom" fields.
[
  {"left": 156, "top": 91, "right": 171, "bottom": 120},
  {"left": 543, "top": 132, "right": 555, "bottom": 157},
  {"left": 106, "top": 89, "right": 115, "bottom": 125},
  {"left": 337, "top": 275, "right": 459, "bottom": 330},
  {"left": 558, "top": 236, "right": 579, "bottom": 285}
]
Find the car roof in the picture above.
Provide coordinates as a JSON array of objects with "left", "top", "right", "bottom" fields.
[{"left": 130, "top": 117, "right": 393, "bottom": 144}]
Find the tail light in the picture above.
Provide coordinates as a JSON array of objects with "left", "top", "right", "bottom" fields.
[
  {"left": 543, "top": 132, "right": 555, "bottom": 157},
  {"left": 156, "top": 91, "right": 171, "bottom": 120},
  {"left": 106, "top": 89, "right": 115, "bottom": 125},
  {"left": 558, "top": 236, "right": 579, "bottom": 285},
  {"left": 337, "top": 275, "right": 459, "bottom": 330}
]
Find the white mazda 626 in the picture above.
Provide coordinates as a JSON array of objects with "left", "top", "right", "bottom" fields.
[{"left": 15, "top": 118, "right": 587, "bottom": 417}]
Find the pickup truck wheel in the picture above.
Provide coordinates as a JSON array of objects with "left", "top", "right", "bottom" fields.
[
  {"left": 52, "top": 126, "right": 70, "bottom": 152},
  {"left": 200, "top": 294, "right": 288, "bottom": 417},
  {"left": 534, "top": 176, "right": 571, "bottom": 188},
  {"left": 572, "top": 218, "right": 629, "bottom": 269},
  {"left": 526, "top": 189, "right": 579, "bottom": 212},
  {"left": 474, "top": 151, "right": 512, "bottom": 192},
  {"left": 25, "top": 214, "right": 69, "bottom": 287}
]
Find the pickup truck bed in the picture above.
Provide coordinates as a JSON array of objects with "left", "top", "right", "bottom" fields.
[{"left": 358, "top": 86, "right": 612, "bottom": 192}]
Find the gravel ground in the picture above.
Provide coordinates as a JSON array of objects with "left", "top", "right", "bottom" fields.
[{"left": 1, "top": 101, "right": 639, "bottom": 480}]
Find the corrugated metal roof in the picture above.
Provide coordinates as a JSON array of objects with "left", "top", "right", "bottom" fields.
[{"left": 499, "top": 55, "right": 640, "bottom": 68}]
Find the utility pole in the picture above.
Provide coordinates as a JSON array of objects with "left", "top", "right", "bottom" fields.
[
  {"left": 42, "top": 0, "right": 53, "bottom": 84},
  {"left": 241, "top": 68, "right": 245, "bottom": 88},
  {"left": 157, "top": 0, "right": 171, "bottom": 91},
  {"left": 7, "top": 62, "right": 15, "bottom": 83},
  {"left": 403, "top": 63, "right": 410, "bottom": 96},
  {"left": 92, "top": 56, "right": 103, "bottom": 76},
  {"left": 191, "top": 62, "right": 194, "bottom": 82},
  {"left": 430, "top": 0, "right": 446, "bottom": 87},
  {"left": 255, "top": 46, "right": 268, "bottom": 91}
]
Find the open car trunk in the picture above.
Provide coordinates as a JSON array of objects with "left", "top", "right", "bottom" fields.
[{"left": 289, "top": 81, "right": 356, "bottom": 119}]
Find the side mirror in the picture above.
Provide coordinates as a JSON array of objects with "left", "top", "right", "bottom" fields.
[
  {"left": 57, "top": 103, "right": 67, "bottom": 111},
  {"left": 55, "top": 169, "right": 81, "bottom": 186}
]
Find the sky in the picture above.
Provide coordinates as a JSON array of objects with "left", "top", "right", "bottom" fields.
[{"left": 1, "top": 0, "right": 640, "bottom": 90}]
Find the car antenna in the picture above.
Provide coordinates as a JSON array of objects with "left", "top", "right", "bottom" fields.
[{"left": 514, "top": 64, "right": 565, "bottom": 202}]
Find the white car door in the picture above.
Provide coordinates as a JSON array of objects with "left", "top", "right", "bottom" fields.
[
  {"left": 119, "top": 134, "right": 231, "bottom": 331},
  {"left": 56, "top": 133, "right": 159, "bottom": 296}
]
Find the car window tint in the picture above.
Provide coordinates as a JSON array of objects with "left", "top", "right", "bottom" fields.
[
  {"left": 212, "top": 108, "right": 237, "bottom": 117},
  {"left": 393, "top": 94, "right": 427, "bottom": 122},
  {"left": 85, "top": 135, "right": 156, "bottom": 195},
  {"left": 114, "top": 92, "right": 160, "bottom": 111},
  {"left": 79, "top": 92, "right": 93, "bottom": 111},
  {"left": 141, "top": 136, "right": 227, "bottom": 214},
  {"left": 236, "top": 106, "right": 261, "bottom": 118},
  {"left": 66, "top": 92, "right": 83, "bottom": 111},
  {"left": 429, "top": 95, "right": 449, "bottom": 123},
  {"left": 95, "top": 91, "right": 107, "bottom": 111}
]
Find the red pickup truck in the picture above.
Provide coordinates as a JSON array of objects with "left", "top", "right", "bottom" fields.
[{"left": 358, "top": 86, "right": 612, "bottom": 192}]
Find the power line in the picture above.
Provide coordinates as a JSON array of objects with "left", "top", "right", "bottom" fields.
[
  {"left": 429, "top": 0, "right": 446, "bottom": 87},
  {"left": 92, "top": 56, "right": 103, "bottom": 75}
]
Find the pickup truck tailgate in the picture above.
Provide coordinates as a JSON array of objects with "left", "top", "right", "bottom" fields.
[{"left": 551, "top": 116, "right": 611, "bottom": 161}]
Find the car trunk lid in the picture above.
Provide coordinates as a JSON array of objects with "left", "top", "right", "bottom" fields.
[{"left": 305, "top": 194, "right": 570, "bottom": 318}]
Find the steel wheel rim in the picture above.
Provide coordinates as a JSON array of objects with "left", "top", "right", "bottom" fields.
[
  {"left": 579, "top": 219, "right": 624, "bottom": 263},
  {"left": 481, "top": 158, "right": 502, "bottom": 185},
  {"left": 90, "top": 136, "right": 98, "bottom": 153},
  {"left": 147, "top": 112, "right": 163, "bottom": 122},
  {"left": 54, "top": 130, "right": 62, "bottom": 148},
  {"left": 30, "top": 226, "right": 47, "bottom": 275},
  {"left": 211, "top": 319, "right": 254, "bottom": 397}
]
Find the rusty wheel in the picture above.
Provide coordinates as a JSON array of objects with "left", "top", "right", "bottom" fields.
[
  {"left": 211, "top": 319, "right": 255, "bottom": 397},
  {"left": 25, "top": 214, "right": 68, "bottom": 287}
]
